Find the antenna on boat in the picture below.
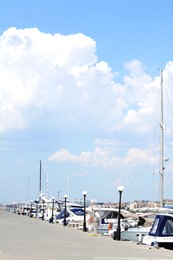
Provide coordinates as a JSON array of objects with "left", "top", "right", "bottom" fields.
[
  {"left": 68, "top": 172, "right": 70, "bottom": 201},
  {"left": 27, "top": 174, "right": 30, "bottom": 201},
  {"left": 46, "top": 171, "right": 49, "bottom": 198},
  {"left": 39, "top": 160, "right": 42, "bottom": 200},
  {"left": 160, "top": 69, "right": 164, "bottom": 207}
]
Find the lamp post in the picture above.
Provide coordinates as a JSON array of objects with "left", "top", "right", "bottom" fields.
[
  {"left": 27, "top": 201, "right": 29, "bottom": 216},
  {"left": 115, "top": 185, "right": 124, "bottom": 240},
  {"left": 30, "top": 200, "right": 33, "bottom": 217},
  {"left": 82, "top": 191, "right": 87, "bottom": 232},
  {"left": 50, "top": 197, "right": 55, "bottom": 223},
  {"left": 64, "top": 194, "right": 67, "bottom": 226},
  {"left": 35, "top": 200, "right": 38, "bottom": 219},
  {"left": 42, "top": 200, "right": 45, "bottom": 221},
  {"left": 22, "top": 202, "right": 25, "bottom": 215}
]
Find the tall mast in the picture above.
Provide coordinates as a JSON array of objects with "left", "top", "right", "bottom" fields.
[
  {"left": 46, "top": 171, "right": 49, "bottom": 198},
  {"left": 68, "top": 172, "right": 70, "bottom": 201},
  {"left": 39, "top": 160, "right": 42, "bottom": 195},
  {"left": 27, "top": 174, "right": 30, "bottom": 201},
  {"left": 160, "top": 70, "right": 164, "bottom": 207}
]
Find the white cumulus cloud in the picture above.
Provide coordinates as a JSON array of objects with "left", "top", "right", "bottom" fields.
[{"left": 1, "top": 27, "right": 173, "bottom": 183}]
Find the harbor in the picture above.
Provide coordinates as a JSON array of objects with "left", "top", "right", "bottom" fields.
[{"left": 1, "top": 208, "right": 173, "bottom": 260}]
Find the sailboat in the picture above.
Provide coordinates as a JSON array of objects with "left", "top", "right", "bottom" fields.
[{"left": 143, "top": 70, "right": 173, "bottom": 249}]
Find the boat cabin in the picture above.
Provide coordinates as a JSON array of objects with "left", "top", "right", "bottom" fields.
[{"left": 143, "top": 213, "right": 173, "bottom": 249}]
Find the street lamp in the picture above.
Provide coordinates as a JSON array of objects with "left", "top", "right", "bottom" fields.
[
  {"left": 115, "top": 185, "right": 124, "bottom": 240},
  {"left": 35, "top": 200, "right": 39, "bottom": 219},
  {"left": 22, "top": 202, "right": 25, "bottom": 215},
  {"left": 50, "top": 197, "right": 55, "bottom": 223},
  {"left": 27, "top": 201, "right": 29, "bottom": 216},
  {"left": 82, "top": 191, "right": 87, "bottom": 232},
  {"left": 64, "top": 194, "right": 67, "bottom": 226},
  {"left": 42, "top": 200, "right": 45, "bottom": 221},
  {"left": 30, "top": 200, "right": 33, "bottom": 217}
]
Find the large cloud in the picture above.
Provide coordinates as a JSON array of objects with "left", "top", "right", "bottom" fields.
[
  {"left": 1, "top": 27, "right": 173, "bottom": 173},
  {"left": 1, "top": 27, "right": 156, "bottom": 136},
  {"left": 1, "top": 27, "right": 172, "bottom": 136},
  {"left": 0, "top": 27, "right": 99, "bottom": 132},
  {"left": 0, "top": 27, "right": 129, "bottom": 135}
]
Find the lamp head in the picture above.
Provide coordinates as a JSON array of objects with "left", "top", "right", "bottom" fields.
[
  {"left": 82, "top": 191, "right": 87, "bottom": 196},
  {"left": 117, "top": 185, "right": 124, "bottom": 192},
  {"left": 64, "top": 194, "right": 67, "bottom": 199}
]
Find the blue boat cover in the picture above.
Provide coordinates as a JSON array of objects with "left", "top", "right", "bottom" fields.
[{"left": 149, "top": 214, "right": 173, "bottom": 237}]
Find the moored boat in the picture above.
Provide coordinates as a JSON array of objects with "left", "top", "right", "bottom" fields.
[{"left": 143, "top": 213, "right": 173, "bottom": 249}]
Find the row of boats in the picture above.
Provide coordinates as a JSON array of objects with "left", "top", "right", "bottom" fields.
[{"left": 6, "top": 195, "right": 173, "bottom": 250}]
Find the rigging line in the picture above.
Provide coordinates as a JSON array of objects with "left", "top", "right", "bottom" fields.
[
  {"left": 152, "top": 170, "right": 155, "bottom": 202},
  {"left": 151, "top": 84, "right": 160, "bottom": 202},
  {"left": 162, "top": 81, "right": 173, "bottom": 201},
  {"left": 163, "top": 80, "right": 173, "bottom": 161},
  {"left": 163, "top": 80, "right": 173, "bottom": 159}
]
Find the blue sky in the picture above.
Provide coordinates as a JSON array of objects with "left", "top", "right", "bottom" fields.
[{"left": 1, "top": 0, "right": 173, "bottom": 203}]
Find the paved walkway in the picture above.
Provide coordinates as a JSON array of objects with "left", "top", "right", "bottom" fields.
[{"left": 1, "top": 208, "right": 173, "bottom": 259}]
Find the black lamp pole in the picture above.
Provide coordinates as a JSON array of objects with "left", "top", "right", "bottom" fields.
[
  {"left": 27, "top": 201, "right": 29, "bottom": 215},
  {"left": 30, "top": 200, "right": 33, "bottom": 217},
  {"left": 35, "top": 200, "right": 38, "bottom": 219},
  {"left": 50, "top": 197, "right": 55, "bottom": 223},
  {"left": 117, "top": 186, "right": 124, "bottom": 240},
  {"left": 64, "top": 195, "right": 67, "bottom": 226},
  {"left": 42, "top": 200, "right": 45, "bottom": 221},
  {"left": 83, "top": 191, "right": 87, "bottom": 232},
  {"left": 22, "top": 202, "right": 25, "bottom": 215}
]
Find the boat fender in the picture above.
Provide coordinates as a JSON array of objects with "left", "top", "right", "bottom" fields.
[
  {"left": 138, "top": 233, "right": 142, "bottom": 244},
  {"left": 108, "top": 223, "right": 112, "bottom": 231}
]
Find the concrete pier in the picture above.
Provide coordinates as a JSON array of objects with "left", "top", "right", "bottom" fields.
[{"left": 1, "top": 208, "right": 173, "bottom": 259}]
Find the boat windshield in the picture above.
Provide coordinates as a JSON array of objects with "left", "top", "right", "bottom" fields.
[
  {"left": 150, "top": 217, "right": 159, "bottom": 235},
  {"left": 70, "top": 208, "right": 84, "bottom": 216},
  {"left": 162, "top": 219, "right": 173, "bottom": 235}
]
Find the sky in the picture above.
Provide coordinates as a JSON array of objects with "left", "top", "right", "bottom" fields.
[{"left": 1, "top": 0, "right": 173, "bottom": 204}]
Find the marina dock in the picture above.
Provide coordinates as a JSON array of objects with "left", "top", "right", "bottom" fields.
[{"left": 1, "top": 208, "right": 173, "bottom": 260}]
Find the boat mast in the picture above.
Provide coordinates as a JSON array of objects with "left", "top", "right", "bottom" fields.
[
  {"left": 68, "top": 172, "right": 70, "bottom": 201},
  {"left": 160, "top": 70, "right": 164, "bottom": 207},
  {"left": 39, "top": 160, "right": 42, "bottom": 196},
  {"left": 27, "top": 174, "right": 30, "bottom": 201},
  {"left": 46, "top": 171, "right": 49, "bottom": 198}
]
